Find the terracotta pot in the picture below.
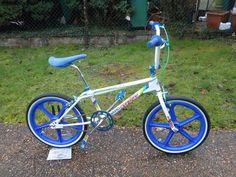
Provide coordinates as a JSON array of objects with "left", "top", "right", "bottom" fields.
[
  {"left": 231, "top": 11, "right": 236, "bottom": 31},
  {"left": 207, "top": 10, "right": 229, "bottom": 29}
]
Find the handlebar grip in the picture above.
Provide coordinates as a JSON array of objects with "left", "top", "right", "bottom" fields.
[
  {"left": 149, "top": 21, "right": 161, "bottom": 30},
  {"left": 147, "top": 35, "right": 164, "bottom": 48}
]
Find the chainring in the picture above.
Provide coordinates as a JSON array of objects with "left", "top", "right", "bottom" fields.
[{"left": 91, "top": 110, "right": 114, "bottom": 131}]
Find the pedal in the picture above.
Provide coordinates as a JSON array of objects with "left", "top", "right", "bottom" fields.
[
  {"left": 80, "top": 113, "right": 110, "bottom": 150},
  {"left": 115, "top": 90, "right": 126, "bottom": 100},
  {"left": 107, "top": 90, "right": 126, "bottom": 112},
  {"left": 80, "top": 134, "right": 89, "bottom": 150}
]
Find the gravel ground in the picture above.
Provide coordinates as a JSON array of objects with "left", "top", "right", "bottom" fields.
[{"left": 0, "top": 124, "right": 235, "bottom": 177}]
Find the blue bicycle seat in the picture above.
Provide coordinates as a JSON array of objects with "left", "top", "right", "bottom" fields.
[{"left": 48, "top": 54, "right": 87, "bottom": 67}]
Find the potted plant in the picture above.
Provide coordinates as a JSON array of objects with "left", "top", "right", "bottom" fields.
[{"left": 206, "top": 0, "right": 230, "bottom": 29}]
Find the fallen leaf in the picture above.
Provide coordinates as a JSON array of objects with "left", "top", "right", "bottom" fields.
[{"left": 200, "top": 88, "right": 207, "bottom": 95}]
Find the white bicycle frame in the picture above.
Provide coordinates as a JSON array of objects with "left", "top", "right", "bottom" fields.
[{"left": 50, "top": 24, "right": 178, "bottom": 132}]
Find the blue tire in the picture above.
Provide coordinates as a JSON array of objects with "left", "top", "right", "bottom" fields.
[
  {"left": 143, "top": 96, "right": 210, "bottom": 154},
  {"left": 26, "top": 93, "right": 87, "bottom": 147}
]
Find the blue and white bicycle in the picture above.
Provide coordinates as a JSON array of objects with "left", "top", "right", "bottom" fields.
[{"left": 26, "top": 21, "right": 210, "bottom": 154}]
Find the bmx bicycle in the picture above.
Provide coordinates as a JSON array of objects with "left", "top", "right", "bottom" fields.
[{"left": 26, "top": 21, "right": 210, "bottom": 154}]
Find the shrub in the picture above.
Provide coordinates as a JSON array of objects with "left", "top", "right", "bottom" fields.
[
  {"left": 0, "top": 2, "right": 23, "bottom": 26},
  {"left": 24, "top": 0, "right": 53, "bottom": 22},
  {"left": 0, "top": 0, "right": 54, "bottom": 27},
  {"left": 59, "top": 0, "right": 84, "bottom": 24},
  {"left": 88, "top": 0, "right": 132, "bottom": 25},
  {"left": 160, "top": 0, "right": 196, "bottom": 23}
]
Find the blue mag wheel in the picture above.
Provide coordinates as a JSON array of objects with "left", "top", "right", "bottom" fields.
[
  {"left": 143, "top": 96, "right": 210, "bottom": 154},
  {"left": 26, "top": 93, "right": 87, "bottom": 147}
]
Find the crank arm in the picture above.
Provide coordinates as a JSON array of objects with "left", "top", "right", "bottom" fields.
[
  {"left": 50, "top": 121, "right": 91, "bottom": 129},
  {"left": 89, "top": 118, "right": 105, "bottom": 134}
]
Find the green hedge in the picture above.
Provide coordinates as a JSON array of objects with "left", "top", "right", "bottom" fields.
[
  {"left": 89, "top": 0, "right": 132, "bottom": 25},
  {"left": 0, "top": 0, "right": 132, "bottom": 27},
  {"left": 0, "top": 0, "right": 53, "bottom": 26},
  {"left": 160, "top": 0, "right": 196, "bottom": 23},
  {"left": 24, "top": 1, "right": 53, "bottom": 22},
  {"left": 0, "top": 0, "right": 197, "bottom": 28},
  {"left": 0, "top": 2, "right": 23, "bottom": 26}
]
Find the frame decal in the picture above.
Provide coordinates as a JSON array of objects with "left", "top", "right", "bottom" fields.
[{"left": 110, "top": 85, "right": 148, "bottom": 115}]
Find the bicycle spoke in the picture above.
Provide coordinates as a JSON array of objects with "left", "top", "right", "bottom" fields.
[
  {"left": 149, "top": 121, "right": 170, "bottom": 129},
  {"left": 56, "top": 129, "right": 63, "bottom": 143},
  {"left": 163, "top": 130, "right": 174, "bottom": 146},
  {"left": 180, "top": 114, "right": 200, "bottom": 126},
  {"left": 35, "top": 122, "right": 50, "bottom": 130},
  {"left": 179, "top": 129, "right": 195, "bottom": 143},
  {"left": 39, "top": 105, "right": 54, "bottom": 119}
]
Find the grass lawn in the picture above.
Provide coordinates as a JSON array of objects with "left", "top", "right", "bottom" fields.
[{"left": 0, "top": 39, "right": 235, "bottom": 128}]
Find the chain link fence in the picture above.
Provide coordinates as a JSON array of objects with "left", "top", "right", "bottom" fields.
[{"left": 0, "top": 0, "right": 235, "bottom": 46}]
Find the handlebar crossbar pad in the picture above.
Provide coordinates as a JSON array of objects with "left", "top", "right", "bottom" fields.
[{"left": 147, "top": 35, "right": 164, "bottom": 48}]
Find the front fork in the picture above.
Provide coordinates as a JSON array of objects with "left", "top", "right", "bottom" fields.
[{"left": 156, "top": 90, "right": 178, "bottom": 132}]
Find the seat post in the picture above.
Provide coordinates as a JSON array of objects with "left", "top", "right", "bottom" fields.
[{"left": 71, "top": 64, "right": 90, "bottom": 90}]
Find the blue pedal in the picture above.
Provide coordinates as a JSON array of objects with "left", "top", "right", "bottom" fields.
[
  {"left": 80, "top": 135, "right": 89, "bottom": 150},
  {"left": 115, "top": 90, "right": 126, "bottom": 100},
  {"left": 80, "top": 139, "right": 87, "bottom": 150}
]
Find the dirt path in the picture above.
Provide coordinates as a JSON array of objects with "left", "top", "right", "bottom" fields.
[{"left": 0, "top": 124, "right": 235, "bottom": 177}]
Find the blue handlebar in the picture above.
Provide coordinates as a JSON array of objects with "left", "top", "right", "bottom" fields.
[
  {"left": 147, "top": 35, "right": 164, "bottom": 48},
  {"left": 149, "top": 21, "right": 161, "bottom": 30}
]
